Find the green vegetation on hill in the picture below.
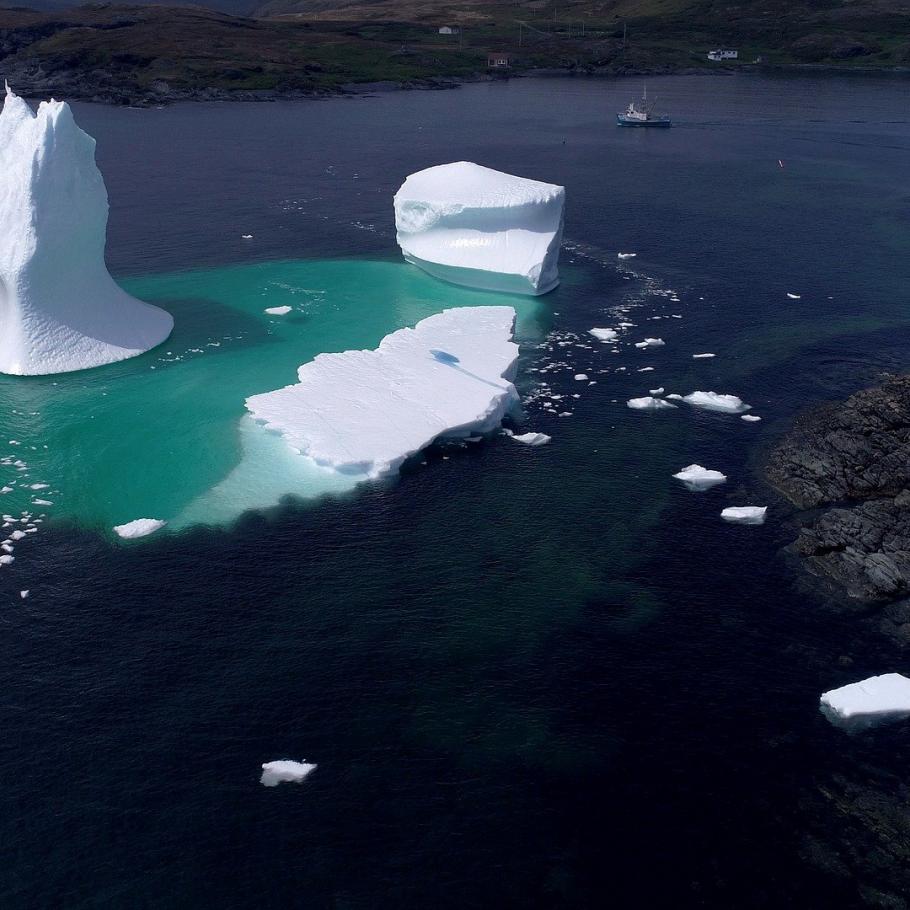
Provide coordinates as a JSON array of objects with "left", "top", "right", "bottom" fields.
[{"left": 0, "top": 0, "right": 906, "bottom": 104}]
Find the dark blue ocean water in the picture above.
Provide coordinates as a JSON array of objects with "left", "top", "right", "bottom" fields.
[{"left": 3, "top": 75, "right": 910, "bottom": 908}]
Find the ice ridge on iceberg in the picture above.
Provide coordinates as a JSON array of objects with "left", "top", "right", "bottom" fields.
[
  {"left": 246, "top": 306, "right": 520, "bottom": 479},
  {"left": 0, "top": 86, "right": 172, "bottom": 375},
  {"left": 394, "top": 162, "right": 564, "bottom": 296}
]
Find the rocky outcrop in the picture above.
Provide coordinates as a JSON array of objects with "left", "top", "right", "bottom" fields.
[{"left": 767, "top": 375, "right": 910, "bottom": 602}]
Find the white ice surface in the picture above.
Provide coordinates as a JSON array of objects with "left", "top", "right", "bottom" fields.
[
  {"left": 692, "top": 353, "right": 716, "bottom": 359},
  {"left": 511, "top": 432, "right": 551, "bottom": 446},
  {"left": 627, "top": 396, "right": 677, "bottom": 411},
  {"left": 394, "top": 162, "right": 564, "bottom": 295},
  {"left": 246, "top": 306, "right": 520, "bottom": 479},
  {"left": 589, "top": 328, "right": 618, "bottom": 342},
  {"left": 673, "top": 464, "right": 727, "bottom": 491},
  {"left": 634, "top": 338, "right": 665, "bottom": 349},
  {"left": 820, "top": 674, "right": 910, "bottom": 727},
  {"left": 683, "top": 391, "right": 751, "bottom": 414},
  {"left": 113, "top": 518, "right": 167, "bottom": 539},
  {"left": 721, "top": 506, "right": 767, "bottom": 525},
  {"left": 741, "top": 414, "right": 762, "bottom": 422},
  {"left": 0, "top": 87, "right": 172, "bottom": 375},
  {"left": 265, "top": 306, "right": 292, "bottom": 316},
  {"left": 260, "top": 760, "right": 317, "bottom": 787}
]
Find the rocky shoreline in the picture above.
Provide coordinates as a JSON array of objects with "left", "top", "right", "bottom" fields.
[{"left": 767, "top": 375, "right": 910, "bottom": 641}]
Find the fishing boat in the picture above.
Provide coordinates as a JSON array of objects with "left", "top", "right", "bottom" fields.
[{"left": 617, "top": 85, "right": 671, "bottom": 128}]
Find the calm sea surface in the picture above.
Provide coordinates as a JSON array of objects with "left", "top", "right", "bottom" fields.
[{"left": 2, "top": 74, "right": 910, "bottom": 907}]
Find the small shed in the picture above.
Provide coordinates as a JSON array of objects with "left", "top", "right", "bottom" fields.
[{"left": 487, "top": 52, "right": 513, "bottom": 69}]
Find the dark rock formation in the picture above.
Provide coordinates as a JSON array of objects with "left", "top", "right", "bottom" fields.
[{"left": 767, "top": 375, "right": 910, "bottom": 602}]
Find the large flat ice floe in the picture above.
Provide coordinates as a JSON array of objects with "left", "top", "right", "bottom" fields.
[
  {"left": 721, "top": 506, "right": 767, "bottom": 525},
  {"left": 673, "top": 464, "right": 727, "bottom": 491},
  {"left": 0, "top": 87, "right": 172, "bottom": 375},
  {"left": 820, "top": 673, "right": 910, "bottom": 729},
  {"left": 684, "top": 391, "right": 751, "bottom": 414},
  {"left": 394, "top": 162, "right": 564, "bottom": 296},
  {"left": 113, "top": 518, "right": 166, "bottom": 539},
  {"left": 246, "top": 306, "right": 520, "bottom": 479},
  {"left": 260, "top": 760, "right": 317, "bottom": 787}
]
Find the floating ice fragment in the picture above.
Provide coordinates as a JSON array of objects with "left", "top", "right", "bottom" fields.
[
  {"left": 692, "top": 353, "right": 716, "bottom": 359},
  {"left": 0, "top": 554, "right": 14, "bottom": 565},
  {"left": 627, "top": 396, "right": 678, "bottom": 411},
  {"left": 617, "top": 252, "right": 637, "bottom": 259},
  {"left": 721, "top": 506, "right": 767, "bottom": 525},
  {"left": 394, "top": 162, "right": 564, "bottom": 295},
  {"left": 741, "top": 414, "right": 762, "bottom": 422},
  {"left": 820, "top": 673, "right": 910, "bottom": 729},
  {"left": 574, "top": 373, "right": 588, "bottom": 381},
  {"left": 683, "top": 391, "right": 751, "bottom": 414},
  {"left": 246, "top": 307, "right": 520, "bottom": 479},
  {"left": 673, "top": 464, "right": 727, "bottom": 491},
  {"left": 260, "top": 760, "right": 317, "bottom": 787},
  {"left": 19, "top": 589, "right": 28, "bottom": 598},
  {"left": 511, "top": 432, "right": 551, "bottom": 446},
  {"left": 31, "top": 499, "right": 52, "bottom": 506},
  {"left": 0, "top": 87, "right": 172, "bottom": 375},
  {"left": 113, "top": 518, "right": 166, "bottom": 539},
  {"left": 634, "top": 338, "right": 665, "bottom": 349},
  {"left": 786, "top": 292, "right": 801, "bottom": 299},
  {"left": 649, "top": 387, "right": 665, "bottom": 395},
  {"left": 264, "top": 306, "right": 292, "bottom": 316},
  {"left": 242, "top": 234, "right": 253, "bottom": 239}
]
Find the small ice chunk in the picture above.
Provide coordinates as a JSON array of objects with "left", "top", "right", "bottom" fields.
[
  {"left": 265, "top": 306, "right": 292, "bottom": 316},
  {"left": 242, "top": 233, "right": 253, "bottom": 239},
  {"left": 627, "top": 396, "right": 678, "bottom": 411},
  {"left": 741, "top": 414, "right": 762, "bottom": 422},
  {"left": 0, "top": 554, "right": 14, "bottom": 565},
  {"left": 634, "top": 338, "right": 665, "bottom": 349},
  {"left": 692, "top": 353, "right": 716, "bottom": 359},
  {"left": 617, "top": 252, "right": 637, "bottom": 259},
  {"left": 511, "top": 432, "right": 551, "bottom": 446},
  {"left": 673, "top": 464, "right": 727, "bottom": 491},
  {"left": 31, "top": 499, "right": 52, "bottom": 506},
  {"left": 10, "top": 529, "right": 25, "bottom": 540},
  {"left": 589, "top": 328, "right": 618, "bottom": 343},
  {"left": 19, "top": 589, "right": 28, "bottom": 598},
  {"left": 649, "top": 387, "right": 665, "bottom": 395},
  {"left": 786, "top": 292, "right": 801, "bottom": 299},
  {"left": 574, "top": 373, "right": 588, "bottom": 381},
  {"left": 113, "top": 518, "right": 166, "bottom": 539},
  {"left": 683, "top": 391, "right": 751, "bottom": 414},
  {"left": 260, "top": 760, "right": 317, "bottom": 787},
  {"left": 637, "top": 367, "right": 654, "bottom": 372},
  {"left": 28, "top": 483, "right": 48, "bottom": 490},
  {"left": 820, "top": 673, "right": 910, "bottom": 729},
  {"left": 721, "top": 506, "right": 767, "bottom": 525}
]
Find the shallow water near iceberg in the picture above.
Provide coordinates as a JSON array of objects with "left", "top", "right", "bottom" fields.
[{"left": 0, "top": 259, "right": 542, "bottom": 532}]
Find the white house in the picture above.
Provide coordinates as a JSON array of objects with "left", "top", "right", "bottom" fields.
[
  {"left": 438, "top": 26, "right": 459, "bottom": 35},
  {"left": 707, "top": 48, "right": 738, "bottom": 61}
]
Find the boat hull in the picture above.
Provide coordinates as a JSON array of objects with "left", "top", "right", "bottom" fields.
[{"left": 616, "top": 115, "right": 672, "bottom": 127}]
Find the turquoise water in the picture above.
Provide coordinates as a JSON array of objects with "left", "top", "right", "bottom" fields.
[{"left": 0, "top": 259, "right": 543, "bottom": 532}]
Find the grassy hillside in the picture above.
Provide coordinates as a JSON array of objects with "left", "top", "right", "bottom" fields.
[{"left": 0, "top": 0, "right": 906, "bottom": 105}]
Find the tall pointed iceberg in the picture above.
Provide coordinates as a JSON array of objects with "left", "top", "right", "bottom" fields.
[
  {"left": 394, "top": 162, "right": 564, "bottom": 296},
  {"left": 0, "top": 87, "right": 173, "bottom": 375}
]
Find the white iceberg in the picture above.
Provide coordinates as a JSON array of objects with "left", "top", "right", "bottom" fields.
[
  {"left": 634, "top": 338, "right": 665, "bottom": 349},
  {"left": 589, "top": 328, "right": 618, "bottom": 342},
  {"left": 0, "top": 86, "right": 172, "bottom": 375},
  {"left": 673, "top": 464, "right": 727, "bottom": 491},
  {"left": 721, "top": 506, "right": 767, "bottom": 525},
  {"left": 820, "top": 673, "right": 910, "bottom": 729},
  {"left": 260, "top": 759, "right": 317, "bottom": 787},
  {"left": 649, "top": 387, "right": 665, "bottom": 395},
  {"left": 627, "top": 396, "right": 677, "bottom": 411},
  {"left": 246, "top": 306, "right": 520, "bottom": 479},
  {"left": 692, "top": 353, "right": 716, "bottom": 359},
  {"left": 394, "top": 162, "right": 564, "bottom": 295},
  {"left": 617, "top": 252, "right": 637, "bottom": 259},
  {"left": 574, "top": 373, "right": 588, "bottom": 381},
  {"left": 511, "top": 431, "right": 551, "bottom": 446},
  {"left": 113, "top": 518, "right": 166, "bottom": 539},
  {"left": 741, "top": 414, "right": 762, "bottom": 422},
  {"left": 786, "top": 292, "right": 801, "bottom": 300},
  {"left": 264, "top": 306, "right": 292, "bottom": 316},
  {"left": 683, "top": 391, "right": 751, "bottom": 414}
]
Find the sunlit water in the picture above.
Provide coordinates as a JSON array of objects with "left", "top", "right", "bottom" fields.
[{"left": 3, "top": 75, "right": 910, "bottom": 908}]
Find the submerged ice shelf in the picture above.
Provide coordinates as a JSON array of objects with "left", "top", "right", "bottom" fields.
[
  {"left": 0, "top": 87, "right": 172, "bottom": 375},
  {"left": 246, "top": 306, "right": 521, "bottom": 480},
  {"left": 394, "top": 162, "right": 564, "bottom": 296}
]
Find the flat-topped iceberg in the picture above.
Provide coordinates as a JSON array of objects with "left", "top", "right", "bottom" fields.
[
  {"left": 394, "top": 162, "right": 564, "bottom": 296},
  {"left": 260, "top": 760, "right": 317, "bottom": 787},
  {"left": 113, "top": 518, "right": 166, "bottom": 539},
  {"left": 246, "top": 306, "right": 520, "bottom": 479},
  {"left": 511, "top": 431, "right": 551, "bottom": 446},
  {"left": 721, "top": 506, "right": 767, "bottom": 525},
  {"left": 0, "top": 87, "right": 172, "bottom": 375},
  {"left": 627, "top": 396, "right": 677, "bottom": 411},
  {"left": 673, "top": 464, "right": 727, "bottom": 491},
  {"left": 684, "top": 391, "right": 751, "bottom": 414},
  {"left": 820, "top": 673, "right": 910, "bottom": 730}
]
